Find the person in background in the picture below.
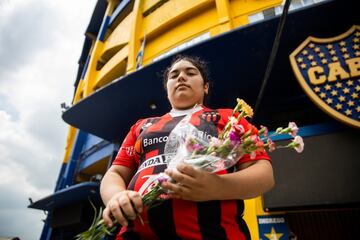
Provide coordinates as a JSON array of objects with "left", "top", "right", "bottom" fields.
[{"left": 100, "top": 55, "right": 274, "bottom": 240}]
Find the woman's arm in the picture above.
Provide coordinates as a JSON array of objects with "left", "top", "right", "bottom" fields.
[
  {"left": 100, "top": 165, "right": 143, "bottom": 227},
  {"left": 161, "top": 160, "right": 274, "bottom": 201}
]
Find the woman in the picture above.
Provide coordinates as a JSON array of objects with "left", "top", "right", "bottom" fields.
[{"left": 100, "top": 55, "right": 274, "bottom": 240}]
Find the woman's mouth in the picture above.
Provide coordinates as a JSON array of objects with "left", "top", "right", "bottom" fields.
[{"left": 176, "top": 84, "right": 190, "bottom": 90}]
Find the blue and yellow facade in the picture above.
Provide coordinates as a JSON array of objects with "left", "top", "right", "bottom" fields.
[{"left": 29, "top": 0, "right": 360, "bottom": 239}]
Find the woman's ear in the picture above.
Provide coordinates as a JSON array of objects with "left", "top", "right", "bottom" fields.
[{"left": 204, "top": 82, "right": 209, "bottom": 95}]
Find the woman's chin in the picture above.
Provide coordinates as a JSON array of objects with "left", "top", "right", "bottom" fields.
[{"left": 173, "top": 100, "right": 197, "bottom": 110}]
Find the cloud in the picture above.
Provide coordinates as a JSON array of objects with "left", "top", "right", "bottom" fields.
[
  {"left": 0, "top": 0, "right": 57, "bottom": 77},
  {"left": 0, "top": 0, "right": 97, "bottom": 239}
]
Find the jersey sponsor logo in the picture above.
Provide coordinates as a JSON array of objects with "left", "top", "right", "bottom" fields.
[
  {"left": 143, "top": 136, "right": 168, "bottom": 147},
  {"left": 143, "top": 130, "right": 214, "bottom": 148},
  {"left": 172, "top": 128, "right": 214, "bottom": 143},
  {"left": 290, "top": 25, "right": 360, "bottom": 128},
  {"left": 136, "top": 154, "right": 171, "bottom": 173}
]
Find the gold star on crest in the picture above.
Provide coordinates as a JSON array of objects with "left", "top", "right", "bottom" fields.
[
  {"left": 327, "top": 44, "right": 333, "bottom": 49},
  {"left": 347, "top": 100, "right": 355, "bottom": 107},
  {"left": 264, "top": 227, "right": 284, "bottom": 240},
  {"left": 320, "top": 93, "right": 326, "bottom": 98},
  {"left": 341, "top": 47, "right": 348, "bottom": 53},
  {"left": 339, "top": 41, "right": 346, "bottom": 46},
  {"left": 326, "top": 98, "right": 333, "bottom": 104},
  {"left": 356, "top": 51, "right": 360, "bottom": 56},
  {"left": 345, "top": 109, "right": 352, "bottom": 116},
  {"left": 315, "top": 47, "right": 321, "bottom": 52},
  {"left": 314, "top": 87, "right": 321, "bottom": 92},
  {"left": 356, "top": 32, "right": 360, "bottom": 37},
  {"left": 321, "top": 59, "right": 328, "bottom": 64},
  {"left": 356, "top": 85, "right": 360, "bottom": 91},
  {"left": 325, "top": 84, "right": 332, "bottom": 90},
  {"left": 353, "top": 38, "right": 359, "bottom": 43},
  {"left": 356, "top": 106, "right": 360, "bottom": 112},
  {"left": 307, "top": 55, "right": 314, "bottom": 60},
  {"left": 311, "top": 61, "right": 317, "bottom": 66},
  {"left": 300, "top": 63, "right": 307, "bottom": 69},
  {"left": 336, "top": 82, "right": 342, "bottom": 88},
  {"left": 297, "top": 57, "right": 303, "bottom": 63},
  {"left": 335, "top": 103, "right": 342, "bottom": 110},
  {"left": 318, "top": 52, "right": 325, "bottom": 58},
  {"left": 309, "top": 43, "right": 315, "bottom": 48},
  {"left": 346, "top": 80, "right": 353, "bottom": 86},
  {"left": 353, "top": 44, "right": 359, "bottom": 50},
  {"left": 352, "top": 93, "right": 359, "bottom": 99},
  {"left": 338, "top": 96, "right": 346, "bottom": 102},
  {"left": 343, "top": 88, "right": 350, "bottom": 94},
  {"left": 302, "top": 50, "right": 308, "bottom": 55},
  {"left": 343, "top": 53, "right": 350, "bottom": 59},
  {"left": 329, "top": 49, "right": 336, "bottom": 55},
  {"left": 332, "top": 56, "right": 339, "bottom": 62},
  {"left": 331, "top": 90, "right": 338, "bottom": 96}
]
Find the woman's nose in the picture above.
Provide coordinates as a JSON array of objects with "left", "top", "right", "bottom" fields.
[{"left": 177, "top": 71, "right": 187, "bottom": 82}]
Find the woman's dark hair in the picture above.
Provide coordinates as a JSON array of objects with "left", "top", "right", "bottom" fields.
[{"left": 162, "top": 55, "right": 211, "bottom": 103}]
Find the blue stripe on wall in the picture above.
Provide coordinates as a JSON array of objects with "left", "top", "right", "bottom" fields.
[
  {"left": 98, "top": 15, "right": 111, "bottom": 42},
  {"left": 269, "top": 121, "right": 347, "bottom": 141}
]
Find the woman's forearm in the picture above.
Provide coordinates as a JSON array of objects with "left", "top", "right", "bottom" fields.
[{"left": 100, "top": 166, "right": 133, "bottom": 205}]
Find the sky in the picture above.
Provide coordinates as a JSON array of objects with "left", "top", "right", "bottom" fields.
[{"left": 0, "top": 0, "right": 97, "bottom": 239}]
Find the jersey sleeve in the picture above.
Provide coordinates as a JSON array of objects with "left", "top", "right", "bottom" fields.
[
  {"left": 236, "top": 117, "right": 271, "bottom": 165},
  {"left": 112, "top": 119, "right": 144, "bottom": 169}
]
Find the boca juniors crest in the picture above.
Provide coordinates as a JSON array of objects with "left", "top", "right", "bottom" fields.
[{"left": 290, "top": 25, "right": 360, "bottom": 128}]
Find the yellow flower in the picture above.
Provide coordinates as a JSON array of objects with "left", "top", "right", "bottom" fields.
[{"left": 236, "top": 98, "right": 253, "bottom": 118}]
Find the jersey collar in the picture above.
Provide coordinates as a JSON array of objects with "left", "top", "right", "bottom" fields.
[{"left": 169, "top": 104, "right": 204, "bottom": 117}]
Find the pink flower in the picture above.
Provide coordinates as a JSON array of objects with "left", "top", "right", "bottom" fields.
[
  {"left": 250, "top": 134, "right": 258, "bottom": 142},
  {"left": 259, "top": 125, "right": 268, "bottom": 138},
  {"left": 288, "top": 122, "right": 299, "bottom": 137},
  {"left": 193, "top": 143, "right": 204, "bottom": 151},
  {"left": 267, "top": 138, "right": 276, "bottom": 152},
  {"left": 292, "top": 136, "right": 304, "bottom": 153},
  {"left": 232, "top": 124, "right": 245, "bottom": 136},
  {"left": 186, "top": 144, "right": 196, "bottom": 152},
  {"left": 157, "top": 173, "right": 169, "bottom": 185},
  {"left": 229, "top": 131, "right": 241, "bottom": 144}
]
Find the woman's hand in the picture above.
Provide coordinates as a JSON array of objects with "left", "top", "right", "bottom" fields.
[
  {"left": 161, "top": 160, "right": 274, "bottom": 201},
  {"left": 102, "top": 190, "right": 143, "bottom": 228},
  {"left": 161, "top": 163, "right": 222, "bottom": 201}
]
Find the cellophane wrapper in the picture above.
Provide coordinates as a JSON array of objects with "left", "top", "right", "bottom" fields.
[{"left": 164, "top": 120, "right": 244, "bottom": 173}]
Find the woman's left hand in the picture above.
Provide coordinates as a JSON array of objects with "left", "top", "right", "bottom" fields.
[{"left": 160, "top": 163, "right": 222, "bottom": 201}]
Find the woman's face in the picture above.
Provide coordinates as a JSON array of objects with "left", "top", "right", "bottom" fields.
[{"left": 166, "top": 60, "right": 209, "bottom": 110}]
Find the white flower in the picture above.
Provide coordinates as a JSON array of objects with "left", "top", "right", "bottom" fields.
[
  {"left": 288, "top": 122, "right": 299, "bottom": 137},
  {"left": 292, "top": 136, "right": 304, "bottom": 153}
]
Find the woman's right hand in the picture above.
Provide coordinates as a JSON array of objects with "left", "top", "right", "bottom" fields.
[{"left": 102, "top": 190, "right": 143, "bottom": 227}]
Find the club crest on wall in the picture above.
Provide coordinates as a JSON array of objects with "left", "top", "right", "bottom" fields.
[{"left": 290, "top": 25, "right": 360, "bottom": 128}]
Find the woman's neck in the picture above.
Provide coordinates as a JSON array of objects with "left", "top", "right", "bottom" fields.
[{"left": 169, "top": 104, "right": 203, "bottom": 117}]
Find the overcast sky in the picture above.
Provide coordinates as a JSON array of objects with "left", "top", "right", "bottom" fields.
[{"left": 0, "top": 0, "right": 96, "bottom": 239}]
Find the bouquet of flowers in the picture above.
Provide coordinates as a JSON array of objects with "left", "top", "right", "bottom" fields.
[
  {"left": 142, "top": 98, "right": 304, "bottom": 207},
  {"left": 77, "top": 98, "right": 304, "bottom": 239}
]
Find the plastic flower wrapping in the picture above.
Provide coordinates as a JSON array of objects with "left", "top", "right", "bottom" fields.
[{"left": 77, "top": 98, "right": 305, "bottom": 239}]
